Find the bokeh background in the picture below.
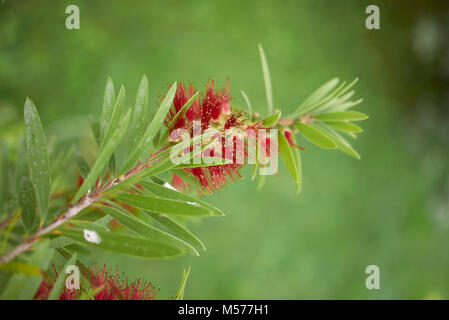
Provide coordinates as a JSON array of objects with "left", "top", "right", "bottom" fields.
[{"left": 1, "top": 0, "right": 449, "bottom": 299}]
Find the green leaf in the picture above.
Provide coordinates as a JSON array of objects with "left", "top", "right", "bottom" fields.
[
  {"left": 314, "top": 111, "right": 368, "bottom": 121},
  {"left": 175, "top": 158, "right": 231, "bottom": 169},
  {"left": 0, "top": 261, "right": 42, "bottom": 277},
  {"left": 71, "top": 220, "right": 110, "bottom": 231},
  {"left": 313, "top": 123, "right": 361, "bottom": 159},
  {"left": 15, "top": 135, "right": 28, "bottom": 196},
  {"left": 240, "top": 91, "right": 253, "bottom": 117},
  {"left": 50, "top": 236, "right": 75, "bottom": 249},
  {"left": 324, "top": 121, "right": 363, "bottom": 133},
  {"left": 60, "top": 227, "right": 184, "bottom": 258},
  {"left": 0, "top": 209, "right": 21, "bottom": 255},
  {"left": 130, "top": 75, "right": 149, "bottom": 149},
  {"left": 48, "top": 253, "right": 77, "bottom": 300},
  {"left": 122, "top": 83, "right": 177, "bottom": 172},
  {"left": 262, "top": 111, "right": 281, "bottom": 127},
  {"left": 116, "top": 193, "right": 216, "bottom": 217},
  {"left": 139, "top": 180, "right": 224, "bottom": 217},
  {"left": 145, "top": 211, "right": 205, "bottom": 252},
  {"left": 24, "top": 98, "right": 51, "bottom": 221},
  {"left": 88, "top": 115, "right": 101, "bottom": 146},
  {"left": 294, "top": 78, "right": 339, "bottom": 116},
  {"left": 174, "top": 266, "right": 191, "bottom": 300},
  {"left": 19, "top": 177, "right": 38, "bottom": 234},
  {"left": 100, "top": 77, "right": 116, "bottom": 143},
  {"left": 98, "top": 201, "right": 199, "bottom": 255},
  {"left": 72, "top": 109, "right": 132, "bottom": 203},
  {"left": 296, "top": 122, "right": 337, "bottom": 150},
  {"left": 258, "top": 44, "right": 273, "bottom": 114},
  {"left": 76, "top": 154, "right": 91, "bottom": 178},
  {"left": 1, "top": 240, "right": 53, "bottom": 299},
  {"left": 101, "top": 85, "right": 126, "bottom": 150},
  {"left": 55, "top": 247, "right": 90, "bottom": 276},
  {"left": 291, "top": 133, "right": 303, "bottom": 194},
  {"left": 278, "top": 130, "right": 299, "bottom": 183}
]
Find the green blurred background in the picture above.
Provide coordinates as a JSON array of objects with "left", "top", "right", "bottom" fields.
[{"left": 1, "top": 0, "right": 449, "bottom": 299}]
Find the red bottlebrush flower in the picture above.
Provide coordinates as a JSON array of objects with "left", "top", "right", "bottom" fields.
[
  {"left": 34, "top": 278, "right": 53, "bottom": 300},
  {"left": 164, "top": 83, "right": 197, "bottom": 130},
  {"left": 164, "top": 80, "right": 249, "bottom": 194},
  {"left": 35, "top": 263, "right": 157, "bottom": 300}
]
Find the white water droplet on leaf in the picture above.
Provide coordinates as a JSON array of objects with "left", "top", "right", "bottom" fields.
[
  {"left": 83, "top": 229, "right": 101, "bottom": 244},
  {"left": 187, "top": 201, "right": 199, "bottom": 207},
  {"left": 163, "top": 182, "right": 178, "bottom": 192}
]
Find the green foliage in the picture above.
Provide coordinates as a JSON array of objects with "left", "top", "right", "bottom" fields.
[
  {"left": 278, "top": 130, "right": 300, "bottom": 184},
  {"left": 297, "top": 122, "right": 337, "bottom": 150},
  {"left": 174, "top": 266, "right": 191, "bottom": 300},
  {"left": 18, "top": 177, "right": 38, "bottom": 234},
  {"left": 48, "top": 253, "right": 77, "bottom": 300},
  {"left": 24, "top": 98, "right": 51, "bottom": 222},
  {"left": 258, "top": 44, "right": 273, "bottom": 115},
  {"left": 0, "top": 45, "right": 367, "bottom": 300},
  {"left": 1, "top": 240, "right": 53, "bottom": 299}
]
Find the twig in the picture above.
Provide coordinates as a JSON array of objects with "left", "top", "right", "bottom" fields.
[
  {"left": 0, "top": 153, "right": 165, "bottom": 266},
  {"left": 0, "top": 195, "right": 94, "bottom": 265}
]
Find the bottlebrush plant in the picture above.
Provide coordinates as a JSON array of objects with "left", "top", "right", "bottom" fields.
[{"left": 0, "top": 45, "right": 368, "bottom": 299}]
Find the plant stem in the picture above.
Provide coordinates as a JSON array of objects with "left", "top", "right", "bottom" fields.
[
  {"left": 0, "top": 147, "right": 169, "bottom": 265},
  {"left": 0, "top": 195, "right": 94, "bottom": 265}
]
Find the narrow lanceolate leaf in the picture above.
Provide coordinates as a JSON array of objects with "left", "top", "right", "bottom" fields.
[
  {"left": 278, "top": 130, "right": 299, "bottom": 183},
  {"left": 72, "top": 109, "right": 132, "bottom": 203},
  {"left": 19, "top": 177, "right": 38, "bottom": 234},
  {"left": 175, "top": 158, "right": 231, "bottom": 169},
  {"left": 291, "top": 133, "right": 303, "bottom": 194},
  {"left": 24, "top": 98, "right": 50, "bottom": 221},
  {"left": 76, "top": 154, "right": 91, "bottom": 178},
  {"left": 0, "top": 261, "right": 42, "bottom": 277},
  {"left": 296, "top": 122, "right": 337, "bottom": 150},
  {"left": 174, "top": 266, "right": 191, "bottom": 300},
  {"left": 60, "top": 228, "right": 184, "bottom": 258},
  {"left": 313, "top": 123, "right": 361, "bottom": 160},
  {"left": 262, "top": 111, "right": 281, "bottom": 127},
  {"left": 101, "top": 85, "right": 126, "bottom": 150},
  {"left": 294, "top": 78, "right": 339, "bottom": 116},
  {"left": 145, "top": 211, "right": 205, "bottom": 252},
  {"left": 258, "top": 44, "right": 273, "bottom": 114},
  {"left": 324, "top": 121, "right": 363, "bottom": 133},
  {"left": 88, "top": 115, "right": 101, "bottom": 146},
  {"left": 100, "top": 77, "right": 116, "bottom": 143},
  {"left": 122, "top": 82, "right": 177, "bottom": 172},
  {"left": 140, "top": 180, "right": 224, "bottom": 217},
  {"left": 15, "top": 136, "right": 28, "bottom": 195},
  {"left": 48, "top": 253, "right": 77, "bottom": 300},
  {"left": 314, "top": 111, "right": 368, "bottom": 121},
  {"left": 116, "top": 193, "right": 215, "bottom": 217},
  {"left": 130, "top": 75, "right": 149, "bottom": 149},
  {"left": 240, "top": 90, "right": 253, "bottom": 117},
  {"left": 99, "top": 201, "right": 199, "bottom": 256}
]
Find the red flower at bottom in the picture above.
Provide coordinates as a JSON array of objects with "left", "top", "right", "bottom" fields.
[{"left": 35, "top": 263, "right": 157, "bottom": 300}]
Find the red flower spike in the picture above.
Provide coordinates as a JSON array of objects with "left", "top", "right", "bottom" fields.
[
  {"left": 163, "top": 79, "right": 249, "bottom": 194},
  {"left": 35, "top": 263, "right": 157, "bottom": 300}
]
